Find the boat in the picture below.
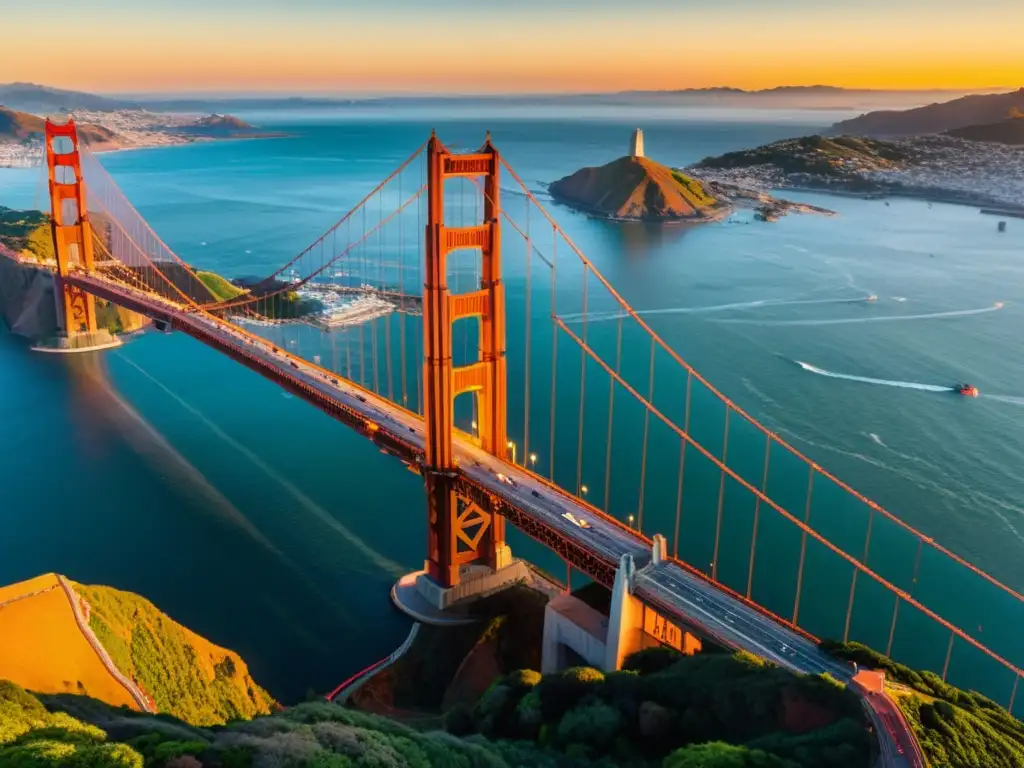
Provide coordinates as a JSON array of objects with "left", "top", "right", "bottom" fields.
[
  {"left": 866, "top": 295, "right": 878, "bottom": 302},
  {"left": 995, "top": 301, "right": 1005, "bottom": 309},
  {"left": 954, "top": 383, "right": 979, "bottom": 398}
]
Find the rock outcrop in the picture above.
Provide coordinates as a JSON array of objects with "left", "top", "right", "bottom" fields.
[{"left": 549, "top": 155, "right": 722, "bottom": 221}]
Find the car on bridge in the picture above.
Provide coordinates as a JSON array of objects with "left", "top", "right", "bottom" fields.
[{"left": 562, "top": 512, "right": 592, "bottom": 529}]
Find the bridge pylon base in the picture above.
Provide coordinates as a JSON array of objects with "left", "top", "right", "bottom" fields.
[
  {"left": 391, "top": 557, "right": 527, "bottom": 626},
  {"left": 31, "top": 328, "right": 121, "bottom": 354}
]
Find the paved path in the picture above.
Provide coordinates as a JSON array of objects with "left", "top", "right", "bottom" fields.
[{"left": 56, "top": 576, "right": 154, "bottom": 713}]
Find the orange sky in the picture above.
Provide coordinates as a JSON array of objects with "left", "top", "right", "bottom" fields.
[{"left": 4, "top": 2, "right": 1022, "bottom": 94}]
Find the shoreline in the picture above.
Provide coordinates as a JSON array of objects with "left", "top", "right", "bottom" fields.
[{"left": 776, "top": 183, "right": 1024, "bottom": 214}]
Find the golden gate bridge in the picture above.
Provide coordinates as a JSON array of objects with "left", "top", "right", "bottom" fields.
[{"left": 37, "top": 118, "right": 1022, "bottom": 721}]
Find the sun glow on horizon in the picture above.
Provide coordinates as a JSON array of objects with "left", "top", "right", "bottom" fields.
[{"left": 3, "top": 1, "right": 1022, "bottom": 95}]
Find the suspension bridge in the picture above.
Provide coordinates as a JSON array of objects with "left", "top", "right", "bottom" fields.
[{"left": 34, "top": 119, "right": 1022, "bottom": 729}]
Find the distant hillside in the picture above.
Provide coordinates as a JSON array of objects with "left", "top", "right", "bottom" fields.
[
  {"left": 0, "top": 82, "right": 137, "bottom": 113},
  {"left": 946, "top": 115, "right": 1024, "bottom": 145},
  {"left": 0, "top": 106, "right": 121, "bottom": 149},
  {"left": 695, "top": 134, "right": 911, "bottom": 179},
  {"left": 193, "top": 114, "right": 253, "bottom": 130},
  {"left": 831, "top": 87, "right": 1024, "bottom": 136},
  {"left": 550, "top": 155, "right": 721, "bottom": 221},
  {"left": 0, "top": 206, "right": 53, "bottom": 262}
]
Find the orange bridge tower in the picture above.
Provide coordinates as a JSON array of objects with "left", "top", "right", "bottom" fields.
[
  {"left": 421, "top": 133, "right": 512, "bottom": 589},
  {"left": 44, "top": 119, "right": 99, "bottom": 338}
]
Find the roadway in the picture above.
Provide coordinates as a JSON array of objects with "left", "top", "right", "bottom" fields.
[{"left": 69, "top": 271, "right": 919, "bottom": 766}]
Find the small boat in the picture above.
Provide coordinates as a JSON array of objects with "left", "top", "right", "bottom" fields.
[
  {"left": 995, "top": 301, "right": 1004, "bottom": 309},
  {"left": 866, "top": 295, "right": 878, "bottom": 302},
  {"left": 954, "top": 383, "right": 979, "bottom": 398}
]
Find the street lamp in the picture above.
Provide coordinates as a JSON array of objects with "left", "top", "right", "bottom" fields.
[
  {"left": 627, "top": 514, "right": 635, "bottom": 529},
  {"left": 507, "top": 440, "right": 516, "bottom": 465},
  {"left": 580, "top": 484, "right": 589, "bottom": 496},
  {"left": 529, "top": 452, "right": 537, "bottom": 468}
]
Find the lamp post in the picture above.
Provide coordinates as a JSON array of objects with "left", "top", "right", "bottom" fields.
[
  {"left": 580, "top": 484, "right": 589, "bottom": 497},
  {"left": 507, "top": 440, "right": 516, "bottom": 465},
  {"left": 529, "top": 452, "right": 537, "bottom": 468},
  {"left": 627, "top": 514, "right": 635, "bottom": 529}
]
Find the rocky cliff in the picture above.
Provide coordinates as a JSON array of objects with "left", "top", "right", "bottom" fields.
[{"left": 0, "top": 252, "right": 59, "bottom": 340}]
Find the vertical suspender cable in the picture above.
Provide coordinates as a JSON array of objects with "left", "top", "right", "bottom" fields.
[
  {"left": 399, "top": 168, "right": 408, "bottom": 407},
  {"left": 886, "top": 594, "right": 901, "bottom": 657},
  {"left": 637, "top": 336, "right": 656, "bottom": 531},
  {"left": 548, "top": 230, "right": 558, "bottom": 481},
  {"left": 845, "top": 504, "right": 875, "bottom": 643},
  {"left": 747, "top": 433, "right": 771, "bottom": 600},
  {"left": 603, "top": 315, "right": 623, "bottom": 513},
  {"left": 672, "top": 371, "right": 692, "bottom": 558},
  {"left": 575, "top": 264, "right": 589, "bottom": 497},
  {"left": 792, "top": 466, "right": 815, "bottom": 624},
  {"left": 711, "top": 406, "right": 731, "bottom": 581},
  {"left": 523, "top": 202, "right": 532, "bottom": 462},
  {"left": 941, "top": 631, "right": 955, "bottom": 682}
]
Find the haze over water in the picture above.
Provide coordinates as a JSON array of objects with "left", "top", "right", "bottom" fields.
[{"left": 2, "top": 105, "right": 1022, "bottom": 704}]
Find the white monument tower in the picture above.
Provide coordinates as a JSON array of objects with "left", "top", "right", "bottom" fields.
[{"left": 630, "top": 128, "right": 645, "bottom": 158}]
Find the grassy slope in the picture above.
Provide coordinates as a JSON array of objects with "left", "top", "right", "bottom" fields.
[
  {"left": 196, "top": 271, "right": 246, "bottom": 302},
  {"left": 822, "top": 640, "right": 1024, "bottom": 767},
  {"left": 1, "top": 681, "right": 606, "bottom": 768},
  {"left": 72, "top": 583, "right": 274, "bottom": 727},
  {"left": 0, "top": 207, "right": 53, "bottom": 262}
]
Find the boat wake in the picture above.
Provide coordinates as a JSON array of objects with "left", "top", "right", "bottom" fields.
[
  {"left": 560, "top": 294, "right": 874, "bottom": 324},
  {"left": 867, "top": 432, "right": 887, "bottom": 447},
  {"left": 796, "top": 361, "right": 954, "bottom": 393},
  {"left": 720, "top": 303, "right": 1004, "bottom": 327},
  {"left": 986, "top": 395, "right": 1024, "bottom": 407}
]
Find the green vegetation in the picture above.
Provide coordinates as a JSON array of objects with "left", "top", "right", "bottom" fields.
[
  {"left": 73, "top": 584, "right": 274, "bottom": 727},
  {"left": 196, "top": 271, "right": 246, "bottom": 302},
  {"left": 455, "top": 649, "right": 870, "bottom": 767},
  {"left": 1, "top": 681, "right": 618, "bottom": 768},
  {"left": 0, "top": 207, "right": 53, "bottom": 262},
  {"left": 696, "top": 135, "right": 912, "bottom": 181},
  {"left": 821, "top": 640, "right": 1024, "bottom": 767},
  {"left": 671, "top": 170, "right": 717, "bottom": 208}
]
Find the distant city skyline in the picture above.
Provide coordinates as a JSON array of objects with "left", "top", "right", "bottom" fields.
[{"left": 6, "top": 0, "right": 1022, "bottom": 95}]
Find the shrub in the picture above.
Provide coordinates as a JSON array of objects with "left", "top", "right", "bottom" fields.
[
  {"left": 555, "top": 702, "right": 621, "bottom": 752},
  {"left": 623, "top": 647, "right": 683, "bottom": 677}
]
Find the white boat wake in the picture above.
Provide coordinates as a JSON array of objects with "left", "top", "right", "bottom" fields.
[
  {"left": 720, "top": 303, "right": 1004, "bottom": 327},
  {"left": 796, "top": 361, "right": 954, "bottom": 393},
  {"left": 560, "top": 295, "right": 874, "bottom": 324},
  {"left": 867, "top": 433, "right": 887, "bottom": 447}
]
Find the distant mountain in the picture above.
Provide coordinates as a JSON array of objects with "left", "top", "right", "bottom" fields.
[
  {"left": 946, "top": 115, "right": 1024, "bottom": 145},
  {"left": 0, "top": 82, "right": 138, "bottom": 114},
  {"left": 831, "top": 88, "right": 1024, "bottom": 136},
  {"left": 0, "top": 106, "right": 122, "bottom": 149}
]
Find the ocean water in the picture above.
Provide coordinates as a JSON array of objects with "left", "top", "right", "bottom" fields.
[{"left": 1, "top": 105, "right": 1022, "bottom": 705}]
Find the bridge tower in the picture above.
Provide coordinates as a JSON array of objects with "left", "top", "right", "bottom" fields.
[
  {"left": 422, "top": 133, "right": 511, "bottom": 588},
  {"left": 44, "top": 119, "right": 98, "bottom": 337}
]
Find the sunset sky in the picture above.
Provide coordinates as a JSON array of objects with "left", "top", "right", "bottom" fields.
[{"left": 5, "top": 0, "right": 1022, "bottom": 95}]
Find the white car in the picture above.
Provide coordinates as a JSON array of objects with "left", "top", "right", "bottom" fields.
[{"left": 496, "top": 473, "right": 515, "bottom": 487}]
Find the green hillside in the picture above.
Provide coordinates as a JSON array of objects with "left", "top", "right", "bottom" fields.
[
  {"left": 822, "top": 641, "right": 1024, "bottom": 767},
  {"left": 0, "top": 206, "right": 53, "bottom": 262},
  {"left": 196, "top": 270, "right": 246, "bottom": 302},
  {"left": 72, "top": 583, "right": 275, "bottom": 727}
]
